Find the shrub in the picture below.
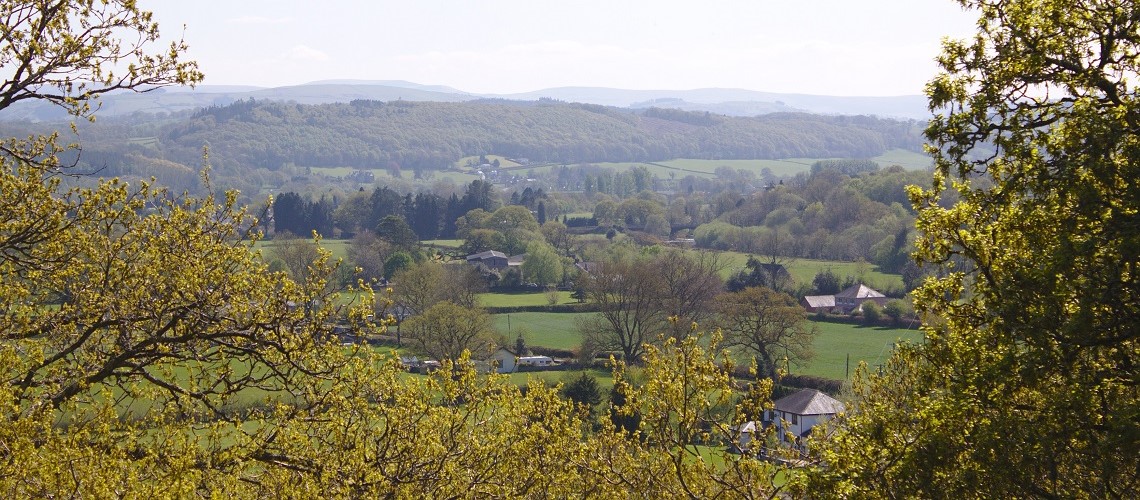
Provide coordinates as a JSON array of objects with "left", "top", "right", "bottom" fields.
[
  {"left": 883, "top": 299, "right": 907, "bottom": 324},
  {"left": 861, "top": 301, "right": 882, "bottom": 325}
]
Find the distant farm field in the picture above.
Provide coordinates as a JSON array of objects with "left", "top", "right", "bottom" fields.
[
  {"left": 796, "top": 321, "right": 921, "bottom": 380},
  {"left": 490, "top": 306, "right": 918, "bottom": 381},
  {"left": 454, "top": 154, "right": 520, "bottom": 169},
  {"left": 584, "top": 159, "right": 813, "bottom": 179},
  {"left": 872, "top": 149, "right": 932, "bottom": 170},
  {"left": 657, "top": 158, "right": 817, "bottom": 177},
  {"left": 491, "top": 311, "right": 592, "bottom": 351},
  {"left": 573, "top": 149, "right": 930, "bottom": 180},
  {"left": 304, "top": 150, "right": 929, "bottom": 190},
  {"left": 479, "top": 291, "right": 576, "bottom": 308},
  {"left": 422, "top": 239, "right": 464, "bottom": 249},
  {"left": 505, "top": 368, "right": 614, "bottom": 393},
  {"left": 719, "top": 252, "right": 905, "bottom": 291}
]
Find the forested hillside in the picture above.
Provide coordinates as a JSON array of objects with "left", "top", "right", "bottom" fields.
[{"left": 31, "top": 98, "right": 926, "bottom": 179}]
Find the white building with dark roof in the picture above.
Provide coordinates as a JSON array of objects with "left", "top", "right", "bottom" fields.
[{"left": 764, "top": 388, "right": 845, "bottom": 451}]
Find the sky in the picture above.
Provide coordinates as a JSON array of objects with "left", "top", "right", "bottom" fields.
[{"left": 150, "top": 0, "right": 980, "bottom": 97}]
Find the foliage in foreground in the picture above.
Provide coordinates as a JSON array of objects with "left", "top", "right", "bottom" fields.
[{"left": 803, "top": 0, "right": 1140, "bottom": 497}]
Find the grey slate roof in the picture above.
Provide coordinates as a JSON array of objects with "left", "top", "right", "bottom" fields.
[
  {"left": 773, "top": 389, "right": 845, "bottom": 415},
  {"left": 835, "top": 284, "right": 885, "bottom": 299},
  {"left": 802, "top": 295, "right": 836, "bottom": 308},
  {"left": 466, "top": 250, "right": 507, "bottom": 261}
]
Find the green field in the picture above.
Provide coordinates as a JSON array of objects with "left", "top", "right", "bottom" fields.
[
  {"left": 658, "top": 158, "right": 817, "bottom": 178},
  {"left": 796, "top": 321, "right": 921, "bottom": 380},
  {"left": 872, "top": 149, "right": 933, "bottom": 170},
  {"left": 567, "top": 150, "right": 930, "bottom": 181},
  {"left": 422, "top": 239, "right": 464, "bottom": 249},
  {"left": 492, "top": 311, "right": 593, "bottom": 350},
  {"left": 719, "top": 252, "right": 904, "bottom": 291},
  {"left": 454, "top": 154, "right": 521, "bottom": 170},
  {"left": 479, "top": 291, "right": 575, "bottom": 307},
  {"left": 504, "top": 367, "right": 614, "bottom": 393},
  {"left": 308, "top": 166, "right": 358, "bottom": 177},
  {"left": 490, "top": 307, "right": 917, "bottom": 381},
  {"left": 305, "top": 150, "right": 929, "bottom": 190}
]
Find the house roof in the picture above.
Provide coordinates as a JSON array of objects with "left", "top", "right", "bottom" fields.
[
  {"left": 732, "top": 421, "right": 757, "bottom": 434},
  {"left": 835, "top": 283, "right": 885, "bottom": 299},
  {"left": 757, "top": 262, "right": 791, "bottom": 277},
  {"left": 507, "top": 254, "right": 527, "bottom": 265},
  {"left": 802, "top": 295, "right": 836, "bottom": 308},
  {"left": 466, "top": 250, "right": 507, "bottom": 261},
  {"left": 774, "top": 389, "right": 845, "bottom": 416}
]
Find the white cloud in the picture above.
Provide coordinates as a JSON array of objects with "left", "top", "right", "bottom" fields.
[{"left": 283, "top": 45, "right": 329, "bottom": 62}]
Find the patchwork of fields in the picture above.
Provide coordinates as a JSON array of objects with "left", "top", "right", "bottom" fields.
[{"left": 305, "top": 149, "right": 931, "bottom": 190}]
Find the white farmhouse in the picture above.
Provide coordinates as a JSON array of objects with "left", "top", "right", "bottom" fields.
[
  {"left": 490, "top": 347, "right": 520, "bottom": 373},
  {"left": 764, "top": 388, "right": 845, "bottom": 453}
]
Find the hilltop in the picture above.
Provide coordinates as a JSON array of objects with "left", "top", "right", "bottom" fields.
[{"left": 0, "top": 81, "right": 934, "bottom": 122}]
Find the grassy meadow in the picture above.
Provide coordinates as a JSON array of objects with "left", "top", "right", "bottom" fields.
[
  {"left": 492, "top": 311, "right": 592, "bottom": 351},
  {"left": 504, "top": 367, "right": 615, "bottom": 393},
  {"left": 719, "top": 252, "right": 905, "bottom": 291},
  {"left": 488, "top": 306, "right": 917, "bottom": 381},
  {"left": 872, "top": 149, "right": 933, "bottom": 170},
  {"left": 454, "top": 154, "right": 521, "bottom": 170},
  {"left": 795, "top": 321, "right": 921, "bottom": 380},
  {"left": 422, "top": 239, "right": 465, "bottom": 249},
  {"left": 479, "top": 291, "right": 576, "bottom": 307},
  {"left": 534, "top": 149, "right": 932, "bottom": 181}
]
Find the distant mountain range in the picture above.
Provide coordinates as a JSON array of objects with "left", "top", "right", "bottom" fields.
[{"left": 0, "top": 80, "right": 933, "bottom": 122}]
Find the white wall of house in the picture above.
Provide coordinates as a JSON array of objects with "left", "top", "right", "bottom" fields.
[
  {"left": 767, "top": 410, "right": 833, "bottom": 446},
  {"left": 491, "top": 349, "right": 517, "bottom": 373}
]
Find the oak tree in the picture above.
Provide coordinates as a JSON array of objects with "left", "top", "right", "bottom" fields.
[
  {"left": 714, "top": 287, "right": 816, "bottom": 379},
  {"left": 403, "top": 302, "right": 496, "bottom": 362},
  {"left": 808, "top": 1, "right": 1140, "bottom": 497}
]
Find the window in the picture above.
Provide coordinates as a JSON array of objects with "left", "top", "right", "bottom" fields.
[{"left": 791, "top": 413, "right": 798, "bottom": 425}]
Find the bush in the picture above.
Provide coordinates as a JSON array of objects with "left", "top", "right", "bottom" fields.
[
  {"left": 883, "top": 299, "right": 908, "bottom": 324},
  {"left": 861, "top": 301, "right": 882, "bottom": 325},
  {"left": 560, "top": 372, "right": 603, "bottom": 413}
]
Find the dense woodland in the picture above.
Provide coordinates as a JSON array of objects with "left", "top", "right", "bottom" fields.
[
  {"left": 171, "top": 99, "right": 923, "bottom": 168},
  {"left": 0, "top": 97, "right": 925, "bottom": 194},
  {"left": 266, "top": 160, "right": 929, "bottom": 298}
]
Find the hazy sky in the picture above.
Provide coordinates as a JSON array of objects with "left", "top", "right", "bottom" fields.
[{"left": 151, "top": 0, "right": 979, "bottom": 96}]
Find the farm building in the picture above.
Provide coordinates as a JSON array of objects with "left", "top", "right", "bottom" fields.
[
  {"left": 764, "top": 388, "right": 845, "bottom": 454},
  {"left": 834, "top": 284, "right": 888, "bottom": 313},
  {"left": 801, "top": 283, "right": 887, "bottom": 314},
  {"left": 801, "top": 295, "right": 837, "bottom": 314},
  {"left": 466, "top": 250, "right": 508, "bottom": 269}
]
